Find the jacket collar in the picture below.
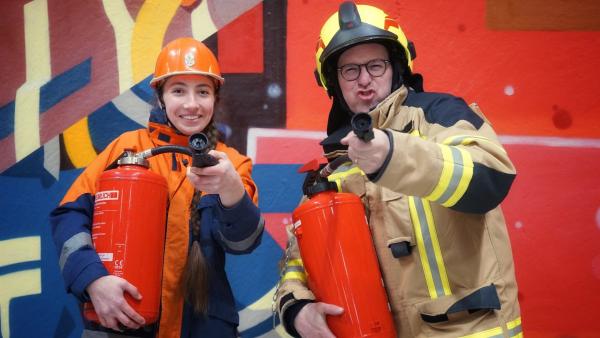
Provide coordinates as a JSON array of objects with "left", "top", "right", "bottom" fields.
[{"left": 148, "top": 107, "right": 189, "bottom": 147}]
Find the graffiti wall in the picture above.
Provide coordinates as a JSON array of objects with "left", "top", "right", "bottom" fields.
[{"left": 0, "top": 0, "right": 599, "bottom": 337}]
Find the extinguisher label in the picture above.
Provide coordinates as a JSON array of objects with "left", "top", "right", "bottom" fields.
[
  {"left": 98, "top": 252, "right": 113, "bottom": 262},
  {"left": 95, "top": 190, "right": 119, "bottom": 202},
  {"left": 293, "top": 220, "right": 301, "bottom": 229}
]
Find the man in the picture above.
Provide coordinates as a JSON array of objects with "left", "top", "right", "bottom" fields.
[{"left": 275, "top": 2, "right": 523, "bottom": 337}]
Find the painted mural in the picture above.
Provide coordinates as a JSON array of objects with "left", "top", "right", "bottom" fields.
[{"left": 0, "top": 0, "right": 599, "bottom": 337}]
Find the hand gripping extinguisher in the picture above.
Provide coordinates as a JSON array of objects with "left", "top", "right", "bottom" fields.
[
  {"left": 292, "top": 159, "right": 397, "bottom": 337},
  {"left": 84, "top": 133, "right": 217, "bottom": 325}
]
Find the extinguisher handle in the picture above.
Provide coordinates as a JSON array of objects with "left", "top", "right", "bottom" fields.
[{"left": 192, "top": 153, "right": 219, "bottom": 168}]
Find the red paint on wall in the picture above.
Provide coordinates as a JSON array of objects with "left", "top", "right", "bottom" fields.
[
  {"left": 263, "top": 213, "right": 291, "bottom": 250},
  {"left": 218, "top": 4, "right": 263, "bottom": 73},
  {"left": 43, "top": 0, "right": 119, "bottom": 141},
  {"left": 255, "top": 136, "right": 323, "bottom": 164},
  {"left": 503, "top": 144, "right": 600, "bottom": 336},
  {"left": 0, "top": 0, "right": 26, "bottom": 106}
]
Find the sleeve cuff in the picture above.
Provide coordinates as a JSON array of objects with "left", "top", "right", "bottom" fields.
[
  {"left": 367, "top": 129, "right": 394, "bottom": 182},
  {"left": 69, "top": 261, "right": 108, "bottom": 302},
  {"left": 216, "top": 192, "right": 261, "bottom": 242},
  {"left": 283, "top": 300, "right": 313, "bottom": 338}
]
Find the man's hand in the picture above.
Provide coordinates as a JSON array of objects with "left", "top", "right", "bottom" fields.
[
  {"left": 294, "top": 302, "right": 344, "bottom": 338},
  {"left": 341, "top": 128, "right": 390, "bottom": 174},
  {"left": 86, "top": 275, "right": 146, "bottom": 331}
]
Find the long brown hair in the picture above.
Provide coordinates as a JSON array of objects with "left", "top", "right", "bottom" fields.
[{"left": 182, "top": 121, "right": 219, "bottom": 314}]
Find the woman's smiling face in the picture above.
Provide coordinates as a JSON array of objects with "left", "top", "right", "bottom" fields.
[{"left": 162, "top": 74, "right": 216, "bottom": 135}]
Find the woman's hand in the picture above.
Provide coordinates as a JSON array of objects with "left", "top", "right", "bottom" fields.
[
  {"left": 186, "top": 150, "right": 245, "bottom": 207},
  {"left": 86, "top": 275, "right": 145, "bottom": 331}
]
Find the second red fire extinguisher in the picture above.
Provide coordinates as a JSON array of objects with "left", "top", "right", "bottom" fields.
[{"left": 292, "top": 169, "right": 397, "bottom": 337}]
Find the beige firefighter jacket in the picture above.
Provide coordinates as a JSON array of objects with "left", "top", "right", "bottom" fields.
[{"left": 275, "top": 86, "right": 522, "bottom": 338}]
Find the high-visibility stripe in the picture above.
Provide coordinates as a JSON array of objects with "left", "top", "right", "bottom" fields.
[
  {"left": 281, "top": 271, "right": 307, "bottom": 283},
  {"left": 441, "top": 147, "right": 473, "bottom": 207},
  {"left": 425, "top": 145, "right": 454, "bottom": 202},
  {"left": 426, "top": 144, "right": 473, "bottom": 207},
  {"left": 286, "top": 259, "right": 303, "bottom": 267},
  {"left": 219, "top": 216, "right": 265, "bottom": 252},
  {"left": 507, "top": 317, "right": 523, "bottom": 338},
  {"left": 281, "top": 258, "right": 307, "bottom": 283},
  {"left": 459, "top": 326, "right": 504, "bottom": 338},
  {"left": 59, "top": 232, "right": 93, "bottom": 271},
  {"left": 327, "top": 165, "right": 364, "bottom": 191},
  {"left": 409, "top": 197, "right": 451, "bottom": 299},
  {"left": 459, "top": 316, "right": 522, "bottom": 338},
  {"left": 443, "top": 135, "right": 507, "bottom": 155}
]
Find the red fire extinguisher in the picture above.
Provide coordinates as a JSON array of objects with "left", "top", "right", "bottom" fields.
[
  {"left": 83, "top": 134, "right": 217, "bottom": 325},
  {"left": 83, "top": 150, "right": 168, "bottom": 324},
  {"left": 292, "top": 169, "right": 397, "bottom": 337}
]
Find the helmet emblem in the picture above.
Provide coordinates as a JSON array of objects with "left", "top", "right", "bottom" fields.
[{"left": 184, "top": 51, "right": 195, "bottom": 67}]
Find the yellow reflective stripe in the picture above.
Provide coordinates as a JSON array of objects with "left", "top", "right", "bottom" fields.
[
  {"left": 423, "top": 199, "right": 451, "bottom": 296},
  {"left": 327, "top": 165, "right": 364, "bottom": 192},
  {"left": 409, "top": 197, "right": 436, "bottom": 298},
  {"left": 286, "top": 259, "right": 303, "bottom": 267},
  {"left": 425, "top": 145, "right": 454, "bottom": 201},
  {"left": 507, "top": 317, "right": 523, "bottom": 337},
  {"left": 426, "top": 144, "right": 474, "bottom": 207},
  {"left": 460, "top": 326, "right": 504, "bottom": 338},
  {"left": 459, "top": 316, "right": 522, "bottom": 338},
  {"left": 507, "top": 316, "right": 521, "bottom": 329},
  {"left": 441, "top": 147, "right": 473, "bottom": 207},
  {"left": 408, "top": 197, "right": 451, "bottom": 299},
  {"left": 327, "top": 166, "right": 364, "bottom": 182},
  {"left": 443, "top": 135, "right": 507, "bottom": 155},
  {"left": 281, "top": 271, "right": 306, "bottom": 283}
]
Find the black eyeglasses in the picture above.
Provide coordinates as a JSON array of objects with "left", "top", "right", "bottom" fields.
[{"left": 337, "top": 59, "right": 390, "bottom": 81}]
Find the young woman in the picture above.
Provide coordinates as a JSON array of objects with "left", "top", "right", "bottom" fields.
[{"left": 51, "top": 37, "right": 263, "bottom": 338}]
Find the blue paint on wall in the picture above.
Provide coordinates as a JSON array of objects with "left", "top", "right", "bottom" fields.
[
  {"left": 40, "top": 58, "right": 92, "bottom": 113},
  {"left": 252, "top": 164, "right": 304, "bottom": 213},
  {"left": 88, "top": 102, "right": 144, "bottom": 151},
  {"left": 0, "top": 101, "right": 15, "bottom": 139}
]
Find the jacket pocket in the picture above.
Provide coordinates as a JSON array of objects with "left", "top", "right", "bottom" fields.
[
  {"left": 381, "top": 188, "right": 414, "bottom": 258},
  {"left": 406, "top": 285, "right": 503, "bottom": 337}
]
